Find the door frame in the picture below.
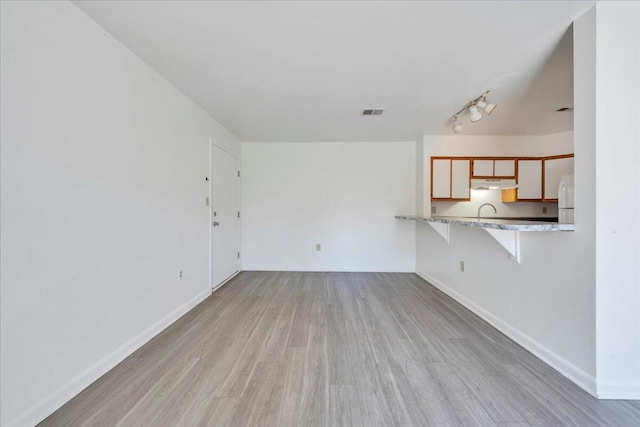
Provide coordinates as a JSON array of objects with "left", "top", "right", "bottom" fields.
[{"left": 209, "top": 138, "right": 241, "bottom": 292}]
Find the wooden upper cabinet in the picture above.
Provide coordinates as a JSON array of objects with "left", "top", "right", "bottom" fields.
[
  {"left": 472, "top": 159, "right": 515, "bottom": 177},
  {"left": 543, "top": 155, "right": 574, "bottom": 201},
  {"left": 517, "top": 159, "right": 543, "bottom": 200},
  {"left": 431, "top": 158, "right": 470, "bottom": 201},
  {"left": 432, "top": 155, "right": 572, "bottom": 202}
]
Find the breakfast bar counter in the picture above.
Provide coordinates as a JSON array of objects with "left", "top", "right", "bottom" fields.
[{"left": 395, "top": 215, "right": 575, "bottom": 231}]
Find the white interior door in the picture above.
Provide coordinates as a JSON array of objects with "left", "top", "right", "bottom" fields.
[{"left": 211, "top": 143, "right": 240, "bottom": 290}]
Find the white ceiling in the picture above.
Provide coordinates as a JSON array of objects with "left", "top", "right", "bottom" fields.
[{"left": 74, "top": 1, "right": 592, "bottom": 142}]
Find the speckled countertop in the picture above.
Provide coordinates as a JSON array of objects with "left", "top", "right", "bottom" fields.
[{"left": 395, "top": 215, "right": 575, "bottom": 231}]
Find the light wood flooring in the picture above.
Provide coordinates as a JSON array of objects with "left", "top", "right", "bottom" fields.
[{"left": 41, "top": 272, "right": 640, "bottom": 426}]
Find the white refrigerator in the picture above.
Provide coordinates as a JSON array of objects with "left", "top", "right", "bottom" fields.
[{"left": 558, "top": 174, "right": 575, "bottom": 224}]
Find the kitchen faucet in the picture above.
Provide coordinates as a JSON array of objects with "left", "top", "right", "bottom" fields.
[{"left": 477, "top": 203, "right": 497, "bottom": 221}]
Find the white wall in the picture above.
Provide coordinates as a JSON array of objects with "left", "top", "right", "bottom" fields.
[
  {"left": 593, "top": 1, "right": 640, "bottom": 399},
  {"left": 426, "top": 132, "right": 573, "bottom": 218},
  {"left": 241, "top": 142, "right": 416, "bottom": 272},
  {"left": 539, "top": 130, "right": 576, "bottom": 157},
  {"left": 417, "top": 132, "right": 595, "bottom": 393},
  {"left": 0, "top": 2, "right": 240, "bottom": 425}
]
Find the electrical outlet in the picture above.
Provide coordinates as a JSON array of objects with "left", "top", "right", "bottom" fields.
[
  {"left": 431, "top": 206, "right": 437, "bottom": 215},
  {"left": 316, "top": 244, "right": 321, "bottom": 251},
  {"left": 460, "top": 261, "right": 465, "bottom": 272},
  {"left": 542, "top": 206, "right": 548, "bottom": 214},
  {"left": 178, "top": 270, "right": 183, "bottom": 280}
]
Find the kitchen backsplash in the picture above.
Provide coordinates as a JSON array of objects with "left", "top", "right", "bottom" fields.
[{"left": 430, "top": 189, "right": 559, "bottom": 218}]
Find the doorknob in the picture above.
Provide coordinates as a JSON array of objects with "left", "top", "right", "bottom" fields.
[{"left": 213, "top": 221, "right": 220, "bottom": 227}]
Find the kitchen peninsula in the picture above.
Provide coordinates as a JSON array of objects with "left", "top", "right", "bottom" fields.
[{"left": 396, "top": 214, "right": 574, "bottom": 263}]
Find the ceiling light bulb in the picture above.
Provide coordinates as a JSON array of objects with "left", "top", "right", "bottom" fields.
[
  {"left": 469, "top": 105, "right": 482, "bottom": 122},
  {"left": 477, "top": 99, "right": 497, "bottom": 115}
]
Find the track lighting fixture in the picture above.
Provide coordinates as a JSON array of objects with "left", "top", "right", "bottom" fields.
[{"left": 449, "top": 91, "right": 497, "bottom": 133}]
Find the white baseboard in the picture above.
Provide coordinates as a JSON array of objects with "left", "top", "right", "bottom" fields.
[
  {"left": 597, "top": 380, "right": 640, "bottom": 400},
  {"left": 242, "top": 266, "right": 415, "bottom": 273},
  {"left": 8, "top": 288, "right": 212, "bottom": 427},
  {"left": 415, "top": 270, "right": 598, "bottom": 398}
]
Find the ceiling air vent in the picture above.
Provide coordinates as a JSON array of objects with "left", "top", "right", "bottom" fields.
[{"left": 361, "top": 109, "right": 384, "bottom": 116}]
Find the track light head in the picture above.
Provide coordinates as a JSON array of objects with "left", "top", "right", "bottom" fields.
[
  {"left": 451, "top": 117, "right": 463, "bottom": 133},
  {"left": 468, "top": 105, "right": 482, "bottom": 122},
  {"left": 476, "top": 99, "right": 497, "bottom": 115}
]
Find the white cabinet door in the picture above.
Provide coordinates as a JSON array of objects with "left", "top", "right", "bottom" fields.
[
  {"left": 451, "top": 159, "right": 470, "bottom": 199},
  {"left": 544, "top": 156, "right": 574, "bottom": 200},
  {"left": 494, "top": 159, "right": 515, "bottom": 177},
  {"left": 517, "top": 160, "right": 543, "bottom": 200},
  {"left": 432, "top": 159, "right": 451, "bottom": 199},
  {"left": 473, "top": 160, "right": 494, "bottom": 177}
]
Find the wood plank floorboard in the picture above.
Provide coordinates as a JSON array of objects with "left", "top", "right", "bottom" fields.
[{"left": 40, "top": 272, "right": 640, "bottom": 427}]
